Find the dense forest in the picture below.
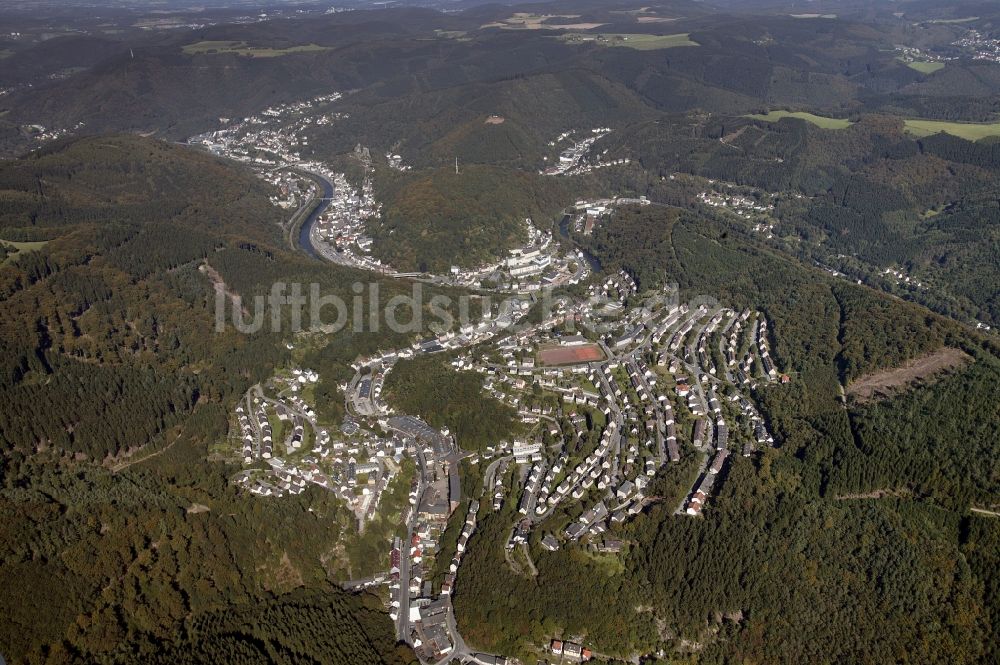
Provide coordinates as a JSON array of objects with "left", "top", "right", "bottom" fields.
[
  {"left": 0, "top": 428, "right": 417, "bottom": 663},
  {"left": 148, "top": 589, "right": 415, "bottom": 665},
  {"left": 0, "top": 135, "right": 287, "bottom": 461},
  {"left": 383, "top": 354, "right": 520, "bottom": 452},
  {"left": 370, "top": 165, "right": 572, "bottom": 272}
]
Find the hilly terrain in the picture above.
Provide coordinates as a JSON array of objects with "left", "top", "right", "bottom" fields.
[
  {"left": 0, "top": 1, "right": 999, "bottom": 664},
  {"left": 371, "top": 165, "right": 572, "bottom": 272},
  {"left": 455, "top": 201, "right": 1000, "bottom": 663},
  {"left": 0, "top": 135, "right": 425, "bottom": 663},
  {"left": 591, "top": 112, "right": 1000, "bottom": 327},
  {"left": 4, "top": 0, "right": 996, "bottom": 329}
]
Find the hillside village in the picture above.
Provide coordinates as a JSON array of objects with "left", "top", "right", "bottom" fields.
[
  {"left": 191, "top": 78, "right": 820, "bottom": 664},
  {"left": 194, "top": 65, "right": 817, "bottom": 665},
  {"left": 225, "top": 252, "right": 785, "bottom": 662},
  {"left": 541, "top": 127, "right": 631, "bottom": 176},
  {"left": 190, "top": 92, "right": 592, "bottom": 294},
  {"left": 954, "top": 28, "right": 1000, "bottom": 62}
]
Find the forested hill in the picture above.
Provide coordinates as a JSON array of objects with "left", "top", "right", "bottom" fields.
[
  {"left": 370, "top": 165, "right": 572, "bottom": 272},
  {"left": 13, "top": 0, "right": 1000, "bottom": 155},
  {"left": 0, "top": 131, "right": 471, "bottom": 464},
  {"left": 0, "top": 135, "right": 280, "bottom": 234},
  {"left": 0, "top": 135, "right": 288, "bottom": 462},
  {"left": 0, "top": 135, "right": 418, "bottom": 663}
]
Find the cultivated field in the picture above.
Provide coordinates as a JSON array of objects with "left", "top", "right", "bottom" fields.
[
  {"left": 609, "top": 7, "right": 679, "bottom": 23},
  {"left": 538, "top": 343, "right": 605, "bottom": 366},
  {"left": 747, "top": 110, "right": 854, "bottom": 129},
  {"left": 846, "top": 347, "right": 971, "bottom": 402},
  {"left": 481, "top": 13, "right": 606, "bottom": 31},
  {"left": 904, "top": 118, "right": 1000, "bottom": 141},
  {"left": 182, "top": 41, "right": 330, "bottom": 57},
  {"left": 559, "top": 32, "right": 697, "bottom": 50}
]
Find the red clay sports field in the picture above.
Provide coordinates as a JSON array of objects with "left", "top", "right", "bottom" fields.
[{"left": 537, "top": 343, "right": 605, "bottom": 366}]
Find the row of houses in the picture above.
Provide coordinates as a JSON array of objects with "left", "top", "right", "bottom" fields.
[
  {"left": 686, "top": 449, "right": 731, "bottom": 515},
  {"left": 551, "top": 639, "right": 593, "bottom": 661},
  {"left": 542, "top": 127, "right": 611, "bottom": 175},
  {"left": 235, "top": 403, "right": 256, "bottom": 463},
  {"left": 758, "top": 317, "right": 778, "bottom": 379}
]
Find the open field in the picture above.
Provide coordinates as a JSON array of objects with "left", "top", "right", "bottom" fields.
[
  {"left": 927, "top": 16, "right": 979, "bottom": 24},
  {"left": 538, "top": 343, "right": 605, "bottom": 366},
  {"left": 434, "top": 29, "right": 470, "bottom": 41},
  {"left": 747, "top": 110, "right": 854, "bottom": 129},
  {"left": 904, "top": 118, "right": 1000, "bottom": 141},
  {"left": 558, "top": 32, "right": 697, "bottom": 50},
  {"left": 481, "top": 13, "right": 605, "bottom": 31},
  {"left": 182, "top": 41, "right": 330, "bottom": 57},
  {"left": 846, "top": 347, "right": 971, "bottom": 402},
  {"left": 904, "top": 60, "right": 945, "bottom": 74},
  {"left": 790, "top": 13, "right": 837, "bottom": 19},
  {"left": 610, "top": 6, "right": 679, "bottom": 22},
  {"left": 1, "top": 239, "right": 48, "bottom": 264}
]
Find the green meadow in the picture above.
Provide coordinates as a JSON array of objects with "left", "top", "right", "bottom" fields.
[
  {"left": 1, "top": 239, "right": 48, "bottom": 264},
  {"left": 906, "top": 60, "right": 945, "bottom": 73},
  {"left": 747, "top": 110, "right": 854, "bottom": 129},
  {"left": 904, "top": 118, "right": 1000, "bottom": 141},
  {"left": 927, "top": 16, "right": 979, "bottom": 24}
]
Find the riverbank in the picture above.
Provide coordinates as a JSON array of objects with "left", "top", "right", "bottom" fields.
[{"left": 292, "top": 170, "right": 334, "bottom": 259}]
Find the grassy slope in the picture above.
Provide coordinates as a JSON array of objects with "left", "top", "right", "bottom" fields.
[
  {"left": 905, "top": 60, "right": 945, "bottom": 74},
  {"left": 746, "top": 110, "right": 854, "bottom": 129},
  {"left": 904, "top": 118, "right": 1000, "bottom": 140}
]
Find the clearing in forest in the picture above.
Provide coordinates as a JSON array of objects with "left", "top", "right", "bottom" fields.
[
  {"left": 846, "top": 347, "right": 971, "bottom": 402},
  {"left": 903, "top": 118, "right": 1000, "bottom": 141},
  {"left": 747, "top": 110, "right": 853, "bottom": 129},
  {"left": 904, "top": 60, "right": 945, "bottom": 74},
  {"left": 481, "top": 13, "right": 606, "bottom": 30},
  {"left": 1, "top": 239, "right": 48, "bottom": 264}
]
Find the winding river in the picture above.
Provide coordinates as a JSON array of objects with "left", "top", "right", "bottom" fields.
[{"left": 296, "top": 173, "right": 334, "bottom": 259}]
